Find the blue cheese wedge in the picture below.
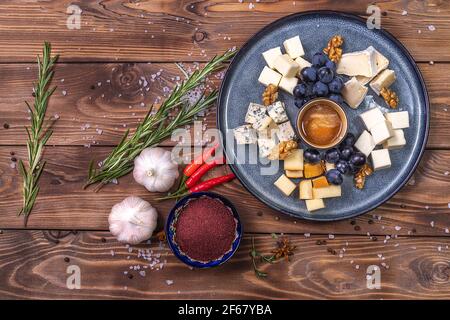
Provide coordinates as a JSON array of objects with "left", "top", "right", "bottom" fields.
[
  {"left": 258, "top": 137, "right": 277, "bottom": 158},
  {"left": 273, "top": 54, "right": 299, "bottom": 77},
  {"left": 370, "top": 69, "right": 396, "bottom": 95},
  {"left": 274, "top": 174, "right": 297, "bottom": 196},
  {"left": 371, "top": 120, "right": 394, "bottom": 145},
  {"left": 267, "top": 101, "right": 288, "bottom": 124},
  {"left": 277, "top": 121, "right": 296, "bottom": 142},
  {"left": 354, "top": 130, "right": 376, "bottom": 157},
  {"left": 258, "top": 66, "right": 282, "bottom": 87},
  {"left": 385, "top": 111, "right": 409, "bottom": 129},
  {"left": 337, "top": 48, "right": 377, "bottom": 77},
  {"left": 257, "top": 121, "right": 278, "bottom": 139},
  {"left": 283, "top": 36, "right": 305, "bottom": 59},
  {"left": 262, "top": 47, "right": 282, "bottom": 69},
  {"left": 383, "top": 129, "right": 406, "bottom": 149},
  {"left": 245, "top": 102, "right": 267, "bottom": 124},
  {"left": 371, "top": 149, "right": 391, "bottom": 171},
  {"left": 341, "top": 77, "right": 368, "bottom": 109},
  {"left": 252, "top": 114, "right": 273, "bottom": 131},
  {"left": 233, "top": 125, "right": 257, "bottom": 144},
  {"left": 279, "top": 76, "right": 298, "bottom": 95},
  {"left": 359, "top": 107, "right": 385, "bottom": 130}
]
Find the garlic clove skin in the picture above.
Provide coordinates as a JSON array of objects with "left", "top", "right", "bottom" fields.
[
  {"left": 133, "top": 147, "right": 179, "bottom": 192},
  {"left": 108, "top": 196, "right": 158, "bottom": 245}
]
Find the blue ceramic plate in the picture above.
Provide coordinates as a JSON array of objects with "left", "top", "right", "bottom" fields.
[
  {"left": 165, "top": 192, "right": 242, "bottom": 268},
  {"left": 217, "top": 11, "right": 429, "bottom": 221}
]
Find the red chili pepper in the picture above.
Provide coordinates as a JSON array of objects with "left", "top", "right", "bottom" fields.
[
  {"left": 183, "top": 142, "right": 219, "bottom": 177},
  {"left": 185, "top": 156, "right": 226, "bottom": 189}
]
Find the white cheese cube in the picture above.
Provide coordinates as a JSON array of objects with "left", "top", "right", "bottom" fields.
[
  {"left": 283, "top": 36, "right": 305, "bottom": 59},
  {"left": 385, "top": 111, "right": 409, "bottom": 129},
  {"left": 305, "top": 199, "right": 325, "bottom": 212},
  {"left": 277, "top": 121, "right": 296, "bottom": 142},
  {"left": 252, "top": 114, "right": 273, "bottom": 131},
  {"left": 337, "top": 48, "right": 377, "bottom": 77},
  {"left": 233, "top": 125, "right": 257, "bottom": 144},
  {"left": 273, "top": 54, "right": 299, "bottom": 77},
  {"left": 354, "top": 130, "right": 376, "bottom": 157},
  {"left": 295, "top": 57, "right": 312, "bottom": 77},
  {"left": 258, "top": 66, "right": 282, "bottom": 87},
  {"left": 262, "top": 47, "right": 282, "bottom": 69},
  {"left": 359, "top": 107, "right": 385, "bottom": 130},
  {"left": 312, "top": 185, "right": 342, "bottom": 199},
  {"left": 383, "top": 129, "right": 406, "bottom": 149},
  {"left": 370, "top": 69, "right": 396, "bottom": 95},
  {"left": 371, "top": 120, "right": 393, "bottom": 145},
  {"left": 371, "top": 149, "right": 391, "bottom": 171},
  {"left": 257, "top": 137, "right": 277, "bottom": 158},
  {"left": 267, "top": 101, "right": 288, "bottom": 124},
  {"left": 284, "top": 149, "right": 303, "bottom": 171},
  {"left": 245, "top": 102, "right": 267, "bottom": 124},
  {"left": 341, "top": 77, "right": 368, "bottom": 109},
  {"left": 279, "top": 76, "right": 298, "bottom": 95},
  {"left": 274, "top": 174, "right": 296, "bottom": 196}
]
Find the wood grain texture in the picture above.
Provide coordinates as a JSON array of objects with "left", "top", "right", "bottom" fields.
[
  {"left": 0, "top": 230, "right": 449, "bottom": 299},
  {"left": 0, "top": 0, "right": 449, "bottom": 62},
  {"left": 0, "top": 63, "right": 448, "bottom": 148},
  {"left": 1, "top": 146, "right": 449, "bottom": 235}
]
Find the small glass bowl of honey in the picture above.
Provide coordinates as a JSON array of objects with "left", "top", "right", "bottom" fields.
[{"left": 296, "top": 98, "right": 348, "bottom": 149}]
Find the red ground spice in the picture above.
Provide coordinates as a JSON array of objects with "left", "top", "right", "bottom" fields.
[{"left": 174, "top": 197, "right": 237, "bottom": 262}]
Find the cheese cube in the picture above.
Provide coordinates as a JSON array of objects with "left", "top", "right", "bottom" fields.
[
  {"left": 284, "top": 149, "right": 303, "bottom": 171},
  {"left": 385, "top": 111, "right": 409, "bottom": 129},
  {"left": 370, "top": 69, "right": 396, "bottom": 95},
  {"left": 273, "top": 54, "right": 299, "bottom": 77},
  {"left": 257, "top": 121, "right": 278, "bottom": 139},
  {"left": 252, "top": 114, "right": 273, "bottom": 131},
  {"left": 325, "top": 162, "right": 336, "bottom": 171},
  {"left": 295, "top": 56, "right": 312, "bottom": 77},
  {"left": 299, "top": 180, "right": 313, "bottom": 200},
  {"left": 283, "top": 36, "right": 305, "bottom": 59},
  {"left": 371, "top": 149, "right": 391, "bottom": 171},
  {"left": 274, "top": 174, "right": 296, "bottom": 196},
  {"left": 354, "top": 130, "right": 376, "bottom": 157},
  {"left": 312, "top": 185, "right": 342, "bottom": 199},
  {"left": 383, "top": 129, "right": 406, "bottom": 149},
  {"left": 341, "top": 77, "right": 368, "bottom": 109},
  {"left": 279, "top": 76, "right": 298, "bottom": 95},
  {"left": 258, "top": 66, "right": 282, "bottom": 87},
  {"left": 245, "top": 102, "right": 266, "bottom": 124},
  {"left": 312, "top": 176, "right": 329, "bottom": 188},
  {"left": 337, "top": 48, "right": 377, "bottom": 77},
  {"left": 262, "top": 47, "right": 282, "bottom": 69},
  {"left": 233, "top": 125, "right": 257, "bottom": 144},
  {"left": 285, "top": 170, "right": 303, "bottom": 178},
  {"left": 371, "top": 120, "right": 393, "bottom": 145},
  {"left": 277, "top": 121, "right": 296, "bottom": 142},
  {"left": 267, "top": 101, "right": 288, "bottom": 124},
  {"left": 305, "top": 199, "right": 325, "bottom": 212},
  {"left": 359, "top": 107, "right": 385, "bottom": 130},
  {"left": 257, "top": 137, "right": 277, "bottom": 158}
]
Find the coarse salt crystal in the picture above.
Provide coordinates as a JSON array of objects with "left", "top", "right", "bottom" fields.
[
  {"left": 428, "top": 25, "right": 436, "bottom": 31},
  {"left": 394, "top": 226, "right": 401, "bottom": 231},
  {"left": 165, "top": 280, "right": 174, "bottom": 286}
]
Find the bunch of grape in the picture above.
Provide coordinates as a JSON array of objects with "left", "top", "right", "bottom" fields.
[{"left": 293, "top": 52, "right": 345, "bottom": 108}]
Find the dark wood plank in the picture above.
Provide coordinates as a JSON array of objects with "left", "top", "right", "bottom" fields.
[
  {"left": 0, "top": 230, "right": 449, "bottom": 299},
  {"left": 1, "top": 146, "right": 449, "bottom": 235},
  {"left": 0, "top": 0, "right": 449, "bottom": 62},
  {"left": 0, "top": 63, "right": 448, "bottom": 148}
]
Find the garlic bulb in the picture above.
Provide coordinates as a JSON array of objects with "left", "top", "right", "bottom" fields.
[
  {"left": 133, "top": 147, "right": 179, "bottom": 192},
  {"left": 108, "top": 196, "right": 158, "bottom": 244}
]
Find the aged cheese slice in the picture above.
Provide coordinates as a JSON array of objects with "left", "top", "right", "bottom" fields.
[
  {"left": 273, "top": 54, "right": 300, "bottom": 77},
  {"left": 233, "top": 125, "right": 257, "bottom": 144},
  {"left": 284, "top": 149, "right": 304, "bottom": 171},
  {"left": 337, "top": 48, "right": 377, "bottom": 77},
  {"left": 312, "top": 185, "right": 342, "bottom": 199},
  {"left": 305, "top": 199, "right": 325, "bottom": 212},
  {"left": 274, "top": 174, "right": 297, "bottom": 196},
  {"left": 279, "top": 76, "right": 298, "bottom": 95},
  {"left": 258, "top": 66, "right": 282, "bottom": 87},
  {"left": 371, "top": 149, "right": 391, "bottom": 171},
  {"left": 359, "top": 107, "right": 385, "bottom": 130},
  {"left": 299, "top": 180, "right": 313, "bottom": 200},
  {"left": 312, "top": 176, "right": 329, "bottom": 188},
  {"left": 355, "top": 47, "right": 389, "bottom": 84},
  {"left": 341, "top": 77, "right": 368, "bottom": 109},
  {"left": 245, "top": 102, "right": 266, "bottom": 124},
  {"left": 371, "top": 120, "right": 394, "bottom": 145},
  {"left": 295, "top": 56, "right": 312, "bottom": 77},
  {"left": 354, "top": 130, "right": 376, "bottom": 157},
  {"left": 370, "top": 69, "right": 396, "bottom": 95},
  {"left": 385, "top": 111, "right": 409, "bottom": 129},
  {"left": 285, "top": 170, "right": 303, "bottom": 178},
  {"left": 383, "top": 129, "right": 406, "bottom": 149},
  {"left": 262, "top": 47, "right": 282, "bottom": 69},
  {"left": 283, "top": 36, "right": 305, "bottom": 59},
  {"left": 325, "top": 162, "right": 336, "bottom": 171}
]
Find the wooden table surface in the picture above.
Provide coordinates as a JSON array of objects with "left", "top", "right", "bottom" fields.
[{"left": 1, "top": 0, "right": 450, "bottom": 300}]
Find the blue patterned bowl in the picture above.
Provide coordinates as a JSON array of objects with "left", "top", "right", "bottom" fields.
[{"left": 165, "top": 192, "right": 242, "bottom": 268}]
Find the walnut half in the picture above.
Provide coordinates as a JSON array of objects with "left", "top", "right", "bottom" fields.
[
  {"left": 262, "top": 84, "right": 279, "bottom": 106},
  {"left": 354, "top": 164, "right": 374, "bottom": 189},
  {"left": 323, "top": 35, "right": 344, "bottom": 63},
  {"left": 268, "top": 140, "right": 298, "bottom": 160},
  {"left": 380, "top": 87, "right": 399, "bottom": 108}
]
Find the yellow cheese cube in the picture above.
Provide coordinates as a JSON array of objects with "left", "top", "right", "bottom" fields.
[
  {"left": 312, "top": 185, "right": 342, "bottom": 199},
  {"left": 285, "top": 170, "right": 303, "bottom": 178},
  {"left": 274, "top": 174, "right": 296, "bottom": 196},
  {"left": 305, "top": 199, "right": 325, "bottom": 212},
  {"left": 299, "top": 180, "right": 313, "bottom": 200},
  {"left": 284, "top": 149, "right": 303, "bottom": 171}
]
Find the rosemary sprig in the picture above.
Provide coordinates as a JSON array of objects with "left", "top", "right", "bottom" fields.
[
  {"left": 84, "top": 49, "right": 236, "bottom": 191},
  {"left": 18, "top": 42, "right": 58, "bottom": 225}
]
